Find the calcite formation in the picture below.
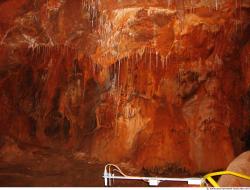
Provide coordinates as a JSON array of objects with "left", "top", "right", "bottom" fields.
[{"left": 0, "top": 0, "right": 250, "bottom": 175}]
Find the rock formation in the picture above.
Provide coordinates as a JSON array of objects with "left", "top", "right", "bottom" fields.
[{"left": 218, "top": 151, "right": 250, "bottom": 187}]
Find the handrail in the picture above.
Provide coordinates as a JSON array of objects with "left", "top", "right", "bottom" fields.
[
  {"left": 103, "top": 164, "right": 202, "bottom": 186},
  {"left": 103, "top": 164, "right": 250, "bottom": 187}
]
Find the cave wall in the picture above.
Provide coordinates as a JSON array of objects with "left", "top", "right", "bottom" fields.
[{"left": 0, "top": 0, "right": 250, "bottom": 174}]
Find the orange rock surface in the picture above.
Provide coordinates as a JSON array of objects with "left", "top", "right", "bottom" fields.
[{"left": 0, "top": 0, "right": 250, "bottom": 175}]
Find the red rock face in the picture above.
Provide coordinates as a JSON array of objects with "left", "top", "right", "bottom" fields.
[{"left": 0, "top": 0, "right": 250, "bottom": 175}]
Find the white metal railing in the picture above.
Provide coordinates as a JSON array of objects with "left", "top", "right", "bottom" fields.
[{"left": 103, "top": 164, "right": 202, "bottom": 187}]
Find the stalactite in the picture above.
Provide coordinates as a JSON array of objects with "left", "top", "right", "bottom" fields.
[
  {"left": 138, "top": 48, "right": 145, "bottom": 61},
  {"left": 149, "top": 48, "right": 152, "bottom": 71},
  {"left": 93, "top": 63, "right": 96, "bottom": 77},
  {"left": 156, "top": 51, "right": 159, "bottom": 69},
  {"left": 55, "top": 44, "right": 57, "bottom": 54},
  {"left": 49, "top": 45, "right": 52, "bottom": 59},
  {"left": 44, "top": 46, "right": 47, "bottom": 60},
  {"left": 115, "top": 93, "right": 120, "bottom": 136},
  {"left": 41, "top": 45, "right": 45, "bottom": 64},
  {"left": 83, "top": 0, "right": 99, "bottom": 30},
  {"left": 190, "top": 0, "right": 194, "bottom": 13},
  {"left": 64, "top": 45, "right": 67, "bottom": 57},
  {"left": 144, "top": 49, "right": 147, "bottom": 67},
  {"left": 215, "top": 0, "right": 218, "bottom": 11},
  {"left": 246, "top": 54, "right": 250, "bottom": 71},
  {"left": 46, "top": 0, "right": 49, "bottom": 18},
  {"left": 131, "top": 53, "right": 134, "bottom": 67},
  {"left": 37, "top": 45, "right": 39, "bottom": 57},
  {"left": 153, "top": 24, "right": 157, "bottom": 47},
  {"left": 44, "top": 45, "right": 47, "bottom": 59},
  {"left": 113, "top": 64, "right": 117, "bottom": 90},
  {"left": 40, "top": 45, "right": 43, "bottom": 57},
  {"left": 235, "top": 0, "right": 238, "bottom": 33},
  {"left": 168, "top": 0, "right": 171, "bottom": 8},
  {"left": 214, "top": 54, "right": 223, "bottom": 66},
  {"left": 165, "top": 56, "right": 168, "bottom": 70},
  {"left": 35, "top": 46, "right": 39, "bottom": 62},
  {"left": 30, "top": 47, "right": 34, "bottom": 59},
  {"left": 117, "top": 59, "right": 121, "bottom": 89},
  {"left": 239, "top": 0, "right": 242, "bottom": 33},
  {"left": 135, "top": 52, "right": 138, "bottom": 65},
  {"left": 161, "top": 56, "right": 165, "bottom": 69},
  {"left": 114, "top": 82, "right": 122, "bottom": 137},
  {"left": 46, "top": 46, "right": 49, "bottom": 60}
]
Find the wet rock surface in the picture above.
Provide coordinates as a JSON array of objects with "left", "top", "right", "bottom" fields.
[{"left": 0, "top": 0, "right": 250, "bottom": 186}]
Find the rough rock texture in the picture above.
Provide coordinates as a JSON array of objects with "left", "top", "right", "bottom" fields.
[
  {"left": 0, "top": 0, "right": 250, "bottom": 176},
  {"left": 218, "top": 151, "right": 250, "bottom": 187}
]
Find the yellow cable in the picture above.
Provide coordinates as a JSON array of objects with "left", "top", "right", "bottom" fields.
[{"left": 202, "top": 170, "right": 250, "bottom": 187}]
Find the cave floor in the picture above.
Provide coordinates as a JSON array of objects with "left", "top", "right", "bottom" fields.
[{"left": 0, "top": 144, "right": 191, "bottom": 187}]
